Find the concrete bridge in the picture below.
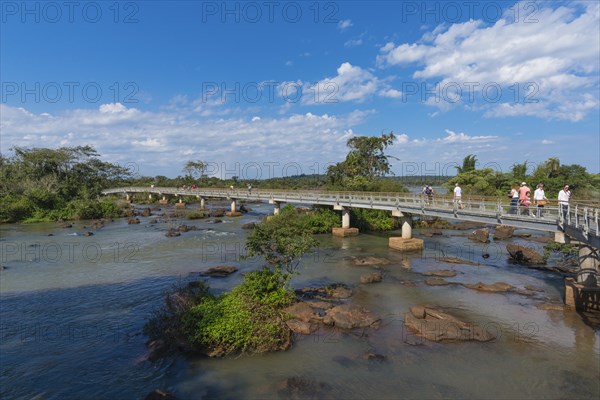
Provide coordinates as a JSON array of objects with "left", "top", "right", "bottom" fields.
[{"left": 102, "top": 186, "right": 600, "bottom": 311}]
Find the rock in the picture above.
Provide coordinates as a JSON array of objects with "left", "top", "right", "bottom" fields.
[
  {"left": 469, "top": 228, "right": 490, "bottom": 243},
  {"left": 177, "top": 224, "right": 197, "bottom": 232},
  {"left": 410, "top": 306, "right": 426, "bottom": 319},
  {"left": 128, "top": 218, "right": 140, "bottom": 224},
  {"left": 536, "top": 303, "right": 565, "bottom": 311},
  {"left": 528, "top": 236, "right": 554, "bottom": 244},
  {"left": 286, "top": 319, "right": 316, "bottom": 335},
  {"left": 142, "top": 207, "right": 152, "bottom": 217},
  {"left": 304, "top": 300, "right": 334, "bottom": 310},
  {"left": 360, "top": 272, "right": 383, "bottom": 284},
  {"left": 241, "top": 222, "right": 256, "bottom": 229},
  {"left": 404, "top": 306, "right": 496, "bottom": 342},
  {"left": 506, "top": 244, "right": 546, "bottom": 265},
  {"left": 144, "top": 389, "right": 177, "bottom": 400},
  {"left": 425, "top": 278, "right": 450, "bottom": 286},
  {"left": 58, "top": 222, "right": 73, "bottom": 228},
  {"left": 283, "top": 302, "right": 322, "bottom": 323},
  {"left": 438, "top": 257, "right": 479, "bottom": 266},
  {"left": 350, "top": 256, "right": 391, "bottom": 266},
  {"left": 199, "top": 265, "right": 238, "bottom": 277},
  {"left": 422, "top": 270, "right": 457, "bottom": 277},
  {"left": 146, "top": 339, "right": 169, "bottom": 362},
  {"left": 323, "top": 304, "right": 380, "bottom": 329},
  {"left": 90, "top": 220, "right": 105, "bottom": 229},
  {"left": 211, "top": 219, "right": 223, "bottom": 224},
  {"left": 209, "top": 208, "right": 226, "bottom": 217},
  {"left": 239, "top": 204, "right": 251, "bottom": 213},
  {"left": 463, "top": 282, "right": 514, "bottom": 293},
  {"left": 329, "top": 285, "right": 353, "bottom": 299},
  {"left": 165, "top": 228, "right": 181, "bottom": 237},
  {"left": 494, "top": 225, "right": 515, "bottom": 240},
  {"left": 47, "top": 233, "right": 54, "bottom": 236},
  {"left": 82, "top": 231, "right": 94, "bottom": 237}
]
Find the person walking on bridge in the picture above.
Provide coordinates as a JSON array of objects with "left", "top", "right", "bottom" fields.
[
  {"left": 453, "top": 183, "right": 463, "bottom": 209},
  {"left": 558, "top": 184, "right": 571, "bottom": 223},
  {"left": 533, "top": 183, "right": 548, "bottom": 217}
]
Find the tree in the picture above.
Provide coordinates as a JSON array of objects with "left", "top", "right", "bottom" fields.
[
  {"left": 455, "top": 154, "right": 477, "bottom": 174},
  {"left": 182, "top": 160, "right": 206, "bottom": 179},
  {"left": 326, "top": 132, "right": 397, "bottom": 187},
  {"left": 546, "top": 157, "right": 560, "bottom": 178},
  {"left": 245, "top": 205, "right": 318, "bottom": 283}
]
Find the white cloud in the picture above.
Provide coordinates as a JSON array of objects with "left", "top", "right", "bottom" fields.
[
  {"left": 300, "top": 62, "right": 401, "bottom": 104},
  {"left": 344, "top": 38, "right": 363, "bottom": 48},
  {"left": 541, "top": 139, "right": 554, "bottom": 145},
  {"left": 338, "top": 19, "right": 353, "bottom": 31},
  {"left": 377, "top": 1, "right": 600, "bottom": 121},
  {"left": 0, "top": 104, "right": 371, "bottom": 177},
  {"left": 437, "top": 129, "right": 498, "bottom": 143}
]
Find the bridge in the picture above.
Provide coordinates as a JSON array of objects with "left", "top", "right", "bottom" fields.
[
  {"left": 103, "top": 186, "right": 600, "bottom": 311},
  {"left": 102, "top": 186, "right": 599, "bottom": 247}
]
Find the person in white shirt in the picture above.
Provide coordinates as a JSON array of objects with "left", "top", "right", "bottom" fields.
[
  {"left": 533, "top": 183, "right": 548, "bottom": 217},
  {"left": 453, "top": 183, "right": 463, "bottom": 209},
  {"left": 558, "top": 184, "right": 571, "bottom": 222}
]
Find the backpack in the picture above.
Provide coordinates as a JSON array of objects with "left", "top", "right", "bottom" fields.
[{"left": 425, "top": 187, "right": 433, "bottom": 195}]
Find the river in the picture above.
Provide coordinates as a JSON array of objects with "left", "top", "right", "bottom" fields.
[{"left": 1, "top": 200, "right": 598, "bottom": 399}]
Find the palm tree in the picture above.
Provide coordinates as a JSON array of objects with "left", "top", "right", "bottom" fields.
[
  {"left": 456, "top": 154, "right": 477, "bottom": 174},
  {"left": 546, "top": 157, "right": 560, "bottom": 178}
]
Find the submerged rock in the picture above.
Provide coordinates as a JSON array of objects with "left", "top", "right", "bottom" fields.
[
  {"left": 128, "top": 218, "right": 140, "bottom": 225},
  {"left": 404, "top": 306, "right": 496, "bottom": 342},
  {"left": 425, "top": 278, "right": 450, "bottom": 286},
  {"left": 276, "top": 376, "right": 332, "bottom": 399},
  {"left": 283, "top": 302, "right": 322, "bottom": 323},
  {"left": 438, "top": 257, "right": 479, "bottom": 266},
  {"left": 422, "top": 270, "right": 457, "bottom": 278},
  {"left": 506, "top": 244, "right": 546, "bottom": 265},
  {"left": 463, "top": 282, "right": 514, "bottom": 293},
  {"left": 144, "top": 389, "right": 176, "bottom": 400},
  {"left": 285, "top": 319, "right": 317, "bottom": 335},
  {"left": 323, "top": 304, "right": 380, "bottom": 329},
  {"left": 360, "top": 272, "right": 383, "bottom": 284},
  {"left": 349, "top": 256, "right": 392, "bottom": 266},
  {"left": 199, "top": 265, "right": 238, "bottom": 277}
]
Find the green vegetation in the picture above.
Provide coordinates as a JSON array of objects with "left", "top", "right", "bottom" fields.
[
  {"left": 446, "top": 155, "right": 599, "bottom": 199},
  {"left": 0, "top": 146, "right": 130, "bottom": 222},
  {"left": 146, "top": 204, "right": 317, "bottom": 356}
]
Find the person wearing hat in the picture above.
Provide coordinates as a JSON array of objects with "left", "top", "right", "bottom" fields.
[
  {"left": 533, "top": 183, "right": 548, "bottom": 217},
  {"left": 518, "top": 182, "right": 530, "bottom": 202}
]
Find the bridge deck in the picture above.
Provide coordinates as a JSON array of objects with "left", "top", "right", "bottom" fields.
[{"left": 102, "top": 187, "right": 600, "bottom": 248}]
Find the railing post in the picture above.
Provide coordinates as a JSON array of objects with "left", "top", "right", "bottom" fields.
[{"left": 574, "top": 205, "right": 578, "bottom": 228}]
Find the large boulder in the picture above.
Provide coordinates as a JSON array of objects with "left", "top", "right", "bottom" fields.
[
  {"left": 404, "top": 306, "right": 496, "bottom": 342},
  {"left": 323, "top": 304, "right": 380, "bottom": 329},
  {"left": 469, "top": 228, "right": 489, "bottom": 243},
  {"left": 285, "top": 319, "right": 317, "bottom": 335},
  {"left": 389, "top": 237, "right": 424, "bottom": 252},
  {"left": 494, "top": 225, "right": 515, "bottom": 240},
  {"left": 506, "top": 244, "right": 546, "bottom": 265}
]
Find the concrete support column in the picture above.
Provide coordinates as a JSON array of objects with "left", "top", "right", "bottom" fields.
[
  {"left": 200, "top": 197, "right": 206, "bottom": 210},
  {"left": 273, "top": 202, "right": 280, "bottom": 215},
  {"left": 230, "top": 199, "right": 237, "bottom": 213},
  {"left": 148, "top": 194, "right": 153, "bottom": 200},
  {"left": 342, "top": 210, "right": 350, "bottom": 229},
  {"left": 125, "top": 194, "right": 130, "bottom": 201},
  {"left": 401, "top": 217, "right": 413, "bottom": 239},
  {"left": 578, "top": 244, "right": 599, "bottom": 272}
]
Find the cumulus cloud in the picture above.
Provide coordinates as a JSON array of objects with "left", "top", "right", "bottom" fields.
[
  {"left": 0, "top": 103, "right": 372, "bottom": 177},
  {"left": 377, "top": 1, "right": 600, "bottom": 121}
]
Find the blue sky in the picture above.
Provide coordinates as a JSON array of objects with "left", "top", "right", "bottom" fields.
[{"left": 1, "top": 1, "right": 599, "bottom": 179}]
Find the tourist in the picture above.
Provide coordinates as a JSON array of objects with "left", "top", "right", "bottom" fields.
[
  {"left": 453, "top": 183, "right": 463, "bottom": 209},
  {"left": 247, "top": 183, "right": 252, "bottom": 194},
  {"left": 508, "top": 184, "right": 519, "bottom": 214},
  {"left": 558, "top": 184, "right": 571, "bottom": 222},
  {"left": 520, "top": 190, "right": 532, "bottom": 215},
  {"left": 533, "top": 183, "right": 548, "bottom": 217},
  {"left": 424, "top": 185, "right": 434, "bottom": 205}
]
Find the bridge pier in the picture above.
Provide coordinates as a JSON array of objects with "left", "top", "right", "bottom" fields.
[
  {"left": 199, "top": 197, "right": 206, "bottom": 210},
  {"left": 332, "top": 205, "right": 358, "bottom": 237},
  {"left": 564, "top": 244, "right": 600, "bottom": 311},
  {"left": 226, "top": 198, "right": 242, "bottom": 217},
  {"left": 176, "top": 198, "right": 186, "bottom": 208},
  {"left": 159, "top": 195, "right": 168, "bottom": 205},
  {"left": 389, "top": 213, "right": 423, "bottom": 252}
]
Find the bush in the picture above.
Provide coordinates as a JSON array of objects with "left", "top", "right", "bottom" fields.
[
  {"left": 183, "top": 268, "right": 294, "bottom": 355},
  {"left": 351, "top": 208, "right": 397, "bottom": 231},
  {"left": 305, "top": 207, "right": 340, "bottom": 233}
]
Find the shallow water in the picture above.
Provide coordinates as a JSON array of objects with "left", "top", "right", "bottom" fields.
[{"left": 1, "top": 202, "right": 598, "bottom": 399}]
